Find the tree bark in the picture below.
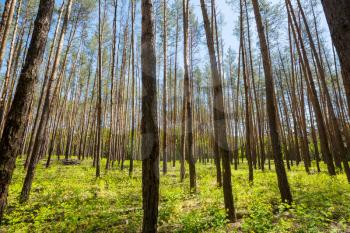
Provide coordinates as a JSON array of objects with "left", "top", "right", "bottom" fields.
[
  {"left": 0, "top": 0, "right": 16, "bottom": 69},
  {"left": 200, "top": 0, "right": 236, "bottom": 221},
  {"left": 162, "top": 0, "right": 167, "bottom": 175},
  {"left": 0, "top": 0, "right": 54, "bottom": 223},
  {"left": 95, "top": 0, "right": 102, "bottom": 178},
  {"left": 321, "top": 0, "right": 350, "bottom": 117},
  {"left": 106, "top": 0, "right": 118, "bottom": 171},
  {"left": 251, "top": 0, "right": 293, "bottom": 204},
  {"left": 141, "top": 0, "right": 159, "bottom": 232},
  {"left": 183, "top": 0, "right": 196, "bottom": 191},
  {"left": 129, "top": 0, "right": 135, "bottom": 176}
]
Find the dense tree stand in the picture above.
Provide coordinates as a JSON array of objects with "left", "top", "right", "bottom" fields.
[{"left": 0, "top": 0, "right": 349, "bottom": 231}]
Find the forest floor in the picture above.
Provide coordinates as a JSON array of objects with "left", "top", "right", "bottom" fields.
[{"left": 1, "top": 158, "right": 350, "bottom": 233}]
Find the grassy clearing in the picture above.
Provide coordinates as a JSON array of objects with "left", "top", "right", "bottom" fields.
[{"left": 1, "top": 158, "right": 350, "bottom": 232}]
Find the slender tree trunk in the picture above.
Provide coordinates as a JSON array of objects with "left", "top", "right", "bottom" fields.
[
  {"left": 129, "top": 0, "right": 136, "bottom": 176},
  {"left": 0, "top": 0, "right": 16, "bottom": 69},
  {"left": 180, "top": 83, "right": 186, "bottom": 182},
  {"left": 241, "top": 0, "right": 254, "bottom": 182},
  {"left": 0, "top": 0, "right": 13, "bottom": 42},
  {"left": 172, "top": 9, "right": 179, "bottom": 168},
  {"left": 200, "top": 0, "right": 236, "bottom": 221},
  {"left": 95, "top": 0, "right": 102, "bottom": 178},
  {"left": 106, "top": 0, "right": 118, "bottom": 171},
  {"left": 162, "top": 0, "right": 167, "bottom": 175},
  {"left": 183, "top": 0, "right": 196, "bottom": 191},
  {"left": 0, "top": 0, "right": 22, "bottom": 132},
  {"left": 251, "top": 0, "right": 293, "bottom": 204}
]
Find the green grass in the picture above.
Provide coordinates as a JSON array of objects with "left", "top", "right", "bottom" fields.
[{"left": 1, "top": 158, "right": 350, "bottom": 232}]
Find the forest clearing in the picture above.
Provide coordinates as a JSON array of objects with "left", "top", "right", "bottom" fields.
[{"left": 0, "top": 0, "right": 349, "bottom": 232}]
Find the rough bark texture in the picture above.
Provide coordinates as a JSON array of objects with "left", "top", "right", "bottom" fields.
[
  {"left": 141, "top": 0, "right": 159, "bottom": 232},
  {"left": 251, "top": 0, "right": 293, "bottom": 204},
  {"left": 0, "top": 0, "right": 54, "bottom": 223},
  {"left": 321, "top": 0, "right": 350, "bottom": 117}
]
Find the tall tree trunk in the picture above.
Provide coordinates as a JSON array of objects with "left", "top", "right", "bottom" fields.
[
  {"left": 106, "top": 0, "right": 118, "bottom": 171},
  {"left": 241, "top": 0, "right": 254, "bottom": 182},
  {"left": 141, "top": 0, "right": 159, "bottom": 231},
  {"left": 95, "top": 0, "right": 102, "bottom": 178},
  {"left": 0, "top": 0, "right": 54, "bottom": 222},
  {"left": 129, "top": 0, "right": 135, "bottom": 176},
  {"left": 251, "top": 0, "right": 293, "bottom": 204},
  {"left": 183, "top": 0, "right": 196, "bottom": 191},
  {"left": 245, "top": 0, "right": 265, "bottom": 172},
  {"left": 162, "top": 0, "right": 167, "bottom": 175},
  {"left": 172, "top": 8, "right": 179, "bottom": 168},
  {"left": 200, "top": 0, "right": 236, "bottom": 221}
]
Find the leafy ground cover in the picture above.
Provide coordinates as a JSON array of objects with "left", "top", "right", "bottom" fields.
[{"left": 1, "top": 158, "right": 350, "bottom": 232}]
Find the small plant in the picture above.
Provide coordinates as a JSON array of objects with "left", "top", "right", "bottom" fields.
[{"left": 1, "top": 161, "right": 349, "bottom": 232}]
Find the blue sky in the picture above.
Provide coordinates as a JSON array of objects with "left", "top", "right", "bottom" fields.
[
  {"left": 0, "top": 0, "right": 331, "bottom": 63},
  {"left": 192, "top": 0, "right": 330, "bottom": 55},
  {"left": 193, "top": 0, "right": 240, "bottom": 52}
]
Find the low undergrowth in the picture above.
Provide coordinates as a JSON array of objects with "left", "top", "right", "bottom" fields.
[{"left": 1, "top": 158, "right": 349, "bottom": 232}]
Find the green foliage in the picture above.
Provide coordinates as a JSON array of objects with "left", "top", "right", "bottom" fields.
[
  {"left": 242, "top": 200, "right": 274, "bottom": 232},
  {"left": 1, "top": 159, "right": 350, "bottom": 232}
]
